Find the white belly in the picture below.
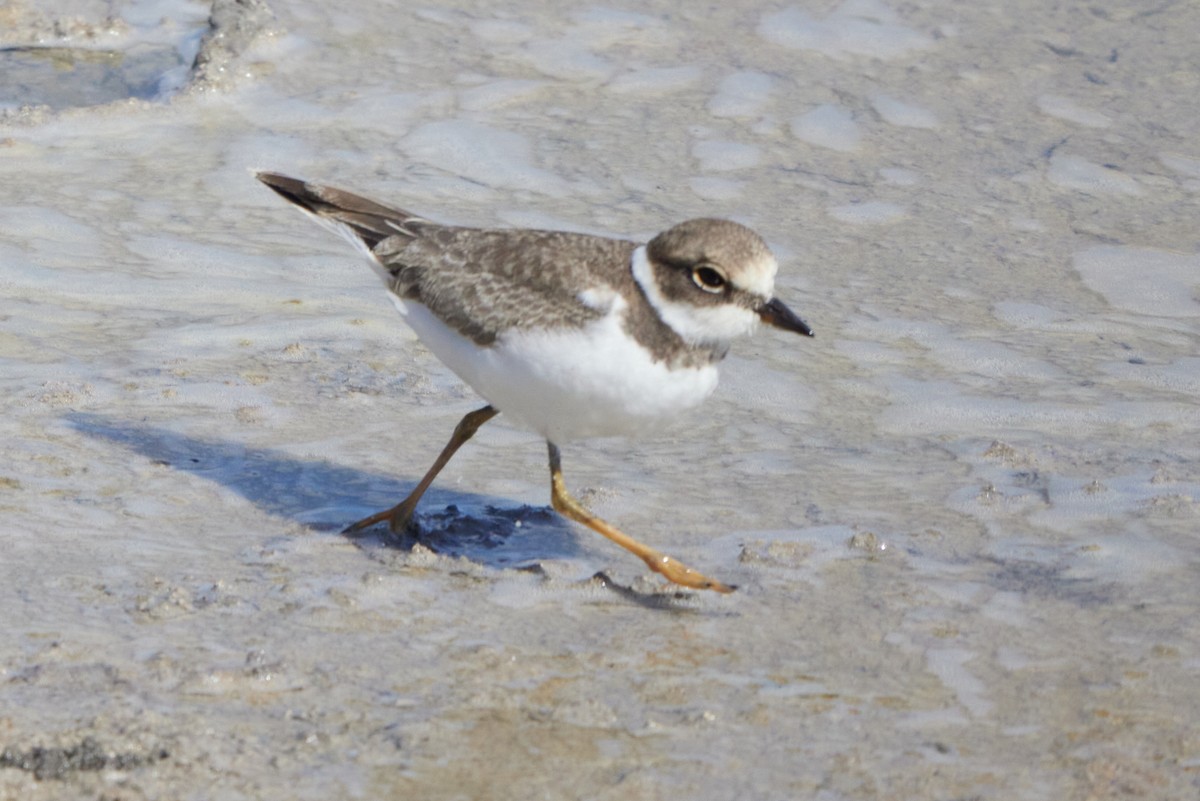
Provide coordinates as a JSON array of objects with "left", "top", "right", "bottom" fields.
[{"left": 392, "top": 297, "right": 719, "bottom": 444}]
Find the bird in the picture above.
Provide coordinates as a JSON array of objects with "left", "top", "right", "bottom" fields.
[{"left": 256, "top": 172, "right": 813, "bottom": 593}]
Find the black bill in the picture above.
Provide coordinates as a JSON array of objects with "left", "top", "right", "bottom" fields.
[{"left": 758, "top": 297, "right": 814, "bottom": 337}]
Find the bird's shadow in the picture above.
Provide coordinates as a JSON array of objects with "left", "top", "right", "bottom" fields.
[
  {"left": 65, "top": 411, "right": 583, "bottom": 571},
  {"left": 67, "top": 412, "right": 719, "bottom": 609}
]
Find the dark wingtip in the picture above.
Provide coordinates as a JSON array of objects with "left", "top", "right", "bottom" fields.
[
  {"left": 254, "top": 170, "right": 293, "bottom": 189},
  {"left": 255, "top": 172, "right": 319, "bottom": 211},
  {"left": 255, "top": 172, "right": 423, "bottom": 251}
]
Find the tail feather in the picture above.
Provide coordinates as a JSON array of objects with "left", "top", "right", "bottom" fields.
[{"left": 256, "top": 171, "right": 422, "bottom": 250}]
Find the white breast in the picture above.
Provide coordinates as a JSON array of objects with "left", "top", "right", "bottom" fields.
[{"left": 390, "top": 293, "right": 719, "bottom": 444}]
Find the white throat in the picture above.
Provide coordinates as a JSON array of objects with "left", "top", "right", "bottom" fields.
[{"left": 630, "top": 245, "right": 760, "bottom": 346}]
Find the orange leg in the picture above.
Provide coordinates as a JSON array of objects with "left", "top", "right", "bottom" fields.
[
  {"left": 546, "top": 443, "right": 735, "bottom": 593},
  {"left": 343, "top": 405, "right": 499, "bottom": 535}
]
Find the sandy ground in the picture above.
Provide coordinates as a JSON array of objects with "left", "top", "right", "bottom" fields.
[{"left": 2, "top": 0, "right": 1199, "bottom": 798}]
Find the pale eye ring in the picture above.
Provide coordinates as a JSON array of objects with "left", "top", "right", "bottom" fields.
[{"left": 692, "top": 265, "right": 727, "bottom": 293}]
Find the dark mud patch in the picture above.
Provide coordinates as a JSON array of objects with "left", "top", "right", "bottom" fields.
[{"left": 0, "top": 737, "right": 168, "bottom": 781}]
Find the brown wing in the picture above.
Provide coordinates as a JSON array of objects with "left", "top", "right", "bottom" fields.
[
  {"left": 377, "top": 226, "right": 639, "bottom": 345},
  {"left": 258, "top": 172, "right": 644, "bottom": 347}
]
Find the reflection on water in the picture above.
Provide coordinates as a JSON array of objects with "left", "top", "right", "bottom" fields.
[{"left": 1, "top": 44, "right": 192, "bottom": 109}]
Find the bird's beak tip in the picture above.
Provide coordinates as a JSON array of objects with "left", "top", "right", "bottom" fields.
[{"left": 759, "top": 297, "right": 814, "bottom": 338}]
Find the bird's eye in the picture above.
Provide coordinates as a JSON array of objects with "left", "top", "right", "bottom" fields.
[{"left": 692, "top": 265, "right": 727, "bottom": 293}]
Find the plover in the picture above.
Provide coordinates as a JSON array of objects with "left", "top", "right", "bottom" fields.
[{"left": 257, "top": 172, "right": 813, "bottom": 593}]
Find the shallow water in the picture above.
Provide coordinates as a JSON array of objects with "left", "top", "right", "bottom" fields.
[{"left": 2, "top": 0, "right": 1198, "bottom": 798}]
